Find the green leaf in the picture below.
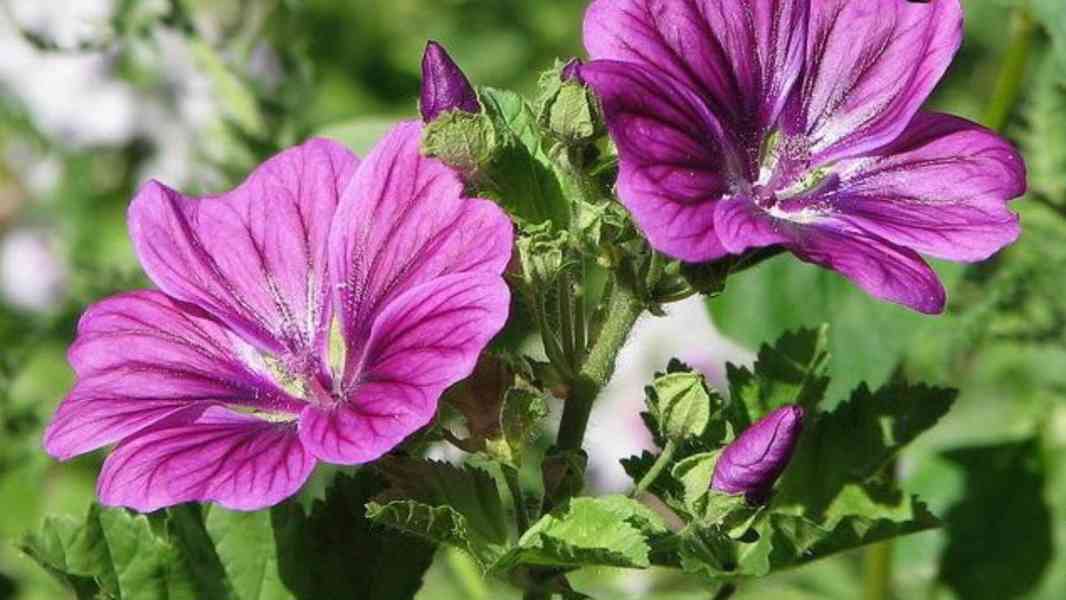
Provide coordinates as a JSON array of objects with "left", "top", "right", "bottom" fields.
[
  {"left": 711, "top": 260, "right": 961, "bottom": 400},
  {"left": 19, "top": 510, "right": 110, "bottom": 599},
  {"left": 938, "top": 440, "right": 1052, "bottom": 600},
  {"left": 479, "top": 87, "right": 570, "bottom": 228},
  {"left": 677, "top": 523, "right": 773, "bottom": 581},
  {"left": 649, "top": 371, "right": 714, "bottom": 441},
  {"left": 205, "top": 507, "right": 293, "bottom": 600},
  {"left": 775, "top": 380, "right": 956, "bottom": 520},
  {"left": 208, "top": 469, "right": 436, "bottom": 600},
  {"left": 20, "top": 504, "right": 200, "bottom": 600},
  {"left": 726, "top": 326, "right": 830, "bottom": 430},
  {"left": 496, "top": 496, "right": 668, "bottom": 571},
  {"left": 766, "top": 497, "right": 938, "bottom": 569},
  {"left": 367, "top": 458, "right": 513, "bottom": 571}
]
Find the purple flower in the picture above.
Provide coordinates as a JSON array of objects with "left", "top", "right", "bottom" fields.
[
  {"left": 43, "top": 123, "right": 514, "bottom": 512},
  {"left": 420, "top": 41, "right": 480, "bottom": 123},
  {"left": 712, "top": 405, "right": 804, "bottom": 503},
  {"left": 581, "top": 0, "right": 1025, "bottom": 313}
]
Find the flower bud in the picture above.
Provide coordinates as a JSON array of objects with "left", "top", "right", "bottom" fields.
[
  {"left": 712, "top": 405, "right": 805, "bottom": 503},
  {"left": 561, "top": 57, "right": 584, "bottom": 84},
  {"left": 420, "top": 41, "right": 480, "bottom": 123}
]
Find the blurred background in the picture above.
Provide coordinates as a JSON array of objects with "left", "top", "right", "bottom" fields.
[{"left": 1, "top": 1, "right": 1065, "bottom": 599}]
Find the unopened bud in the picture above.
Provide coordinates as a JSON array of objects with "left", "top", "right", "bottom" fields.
[
  {"left": 711, "top": 405, "right": 804, "bottom": 503},
  {"left": 420, "top": 41, "right": 480, "bottom": 123}
]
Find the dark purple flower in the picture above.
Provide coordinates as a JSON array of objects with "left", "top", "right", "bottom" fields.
[
  {"left": 43, "top": 123, "right": 514, "bottom": 511},
  {"left": 561, "top": 58, "right": 585, "bottom": 84},
  {"left": 581, "top": 0, "right": 1025, "bottom": 313},
  {"left": 420, "top": 41, "right": 480, "bottom": 122},
  {"left": 712, "top": 405, "right": 805, "bottom": 503}
]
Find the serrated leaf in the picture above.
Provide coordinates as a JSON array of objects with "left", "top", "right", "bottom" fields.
[
  {"left": 766, "top": 495, "right": 938, "bottom": 570},
  {"left": 677, "top": 523, "right": 773, "bottom": 581},
  {"left": 368, "top": 459, "right": 513, "bottom": 571},
  {"left": 21, "top": 504, "right": 200, "bottom": 600},
  {"left": 726, "top": 326, "right": 830, "bottom": 430},
  {"left": 650, "top": 371, "right": 714, "bottom": 440},
  {"left": 19, "top": 510, "right": 111, "bottom": 600},
  {"left": 208, "top": 469, "right": 436, "bottom": 600},
  {"left": 774, "top": 380, "right": 956, "bottom": 520},
  {"left": 479, "top": 87, "right": 570, "bottom": 228},
  {"left": 496, "top": 496, "right": 668, "bottom": 571}
]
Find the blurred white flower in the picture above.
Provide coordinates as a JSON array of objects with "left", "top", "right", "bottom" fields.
[
  {"left": 0, "top": 3, "right": 140, "bottom": 148},
  {"left": 0, "top": 228, "right": 67, "bottom": 312},
  {"left": 584, "top": 296, "right": 754, "bottom": 493}
]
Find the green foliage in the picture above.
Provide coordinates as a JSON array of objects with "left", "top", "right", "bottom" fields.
[
  {"left": 497, "top": 496, "right": 668, "bottom": 571},
  {"left": 710, "top": 261, "right": 961, "bottom": 399},
  {"left": 20, "top": 472, "right": 436, "bottom": 600},
  {"left": 727, "top": 326, "right": 830, "bottom": 429},
  {"left": 367, "top": 458, "right": 514, "bottom": 571},
  {"left": 621, "top": 328, "right": 952, "bottom": 585},
  {"left": 1021, "top": 55, "right": 1066, "bottom": 202},
  {"left": 937, "top": 440, "right": 1052, "bottom": 600},
  {"left": 478, "top": 87, "right": 571, "bottom": 228}
]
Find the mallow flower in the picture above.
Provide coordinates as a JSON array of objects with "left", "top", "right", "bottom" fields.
[
  {"left": 420, "top": 41, "right": 480, "bottom": 122},
  {"left": 580, "top": 0, "right": 1025, "bottom": 313},
  {"left": 712, "top": 405, "right": 805, "bottom": 503},
  {"left": 42, "top": 123, "right": 514, "bottom": 511}
]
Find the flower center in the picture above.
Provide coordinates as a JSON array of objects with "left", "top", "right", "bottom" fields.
[{"left": 747, "top": 130, "right": 837, "bottom": 223}]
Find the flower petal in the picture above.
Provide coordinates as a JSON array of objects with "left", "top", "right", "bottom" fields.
[
  {"left": 713, "top": 196, "right": 791, "bottom": 255},
  {"left": 44, "top": 291, "right": 301, "bottom": 460},
  {"left": 584, "top": 0, "right": 808, "bottom": 151},
  {"left": 784, "top": 0, "right": 963, "bottom": 162},
  {"left": 300, "top": 273, "right": 510, "bottom": 464},
  {"left": 825, "top": 112, "right": 1024, "bottom": 261},
  {"left": 581, "top": 60, "right": 731, "bottom": 262},
  {"left": 129, "top": 138, "right": 358, "bottom": 360},
  {"left": 98, "top": 406, "right": 315, "bottom": 512},
  {"left": 328, "top": 121, "right": 512, "bottom": 383},
  {"left": 787, "top": 225, "right": 946, "bottom": 314}
]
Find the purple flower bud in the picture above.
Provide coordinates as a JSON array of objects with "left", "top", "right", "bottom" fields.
[
  {"left": 420, "top": 41, "right": 480, "bottom": 123},
  {"left": 561, "top": 58, "right": 584, "bottom": 84},
  {"left": 712, "top": 405, "right": 805, "bottom": 503}
]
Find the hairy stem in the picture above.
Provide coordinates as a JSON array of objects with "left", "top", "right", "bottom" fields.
[
  {"left": 631, "top": 439, "right": 677, "bottom": 498},
  {"left": 983, "top": 9, "right": 1035, "bottom": 132},
  {"left": 555, "top": 280, "right": 645, "bottom": 453}
]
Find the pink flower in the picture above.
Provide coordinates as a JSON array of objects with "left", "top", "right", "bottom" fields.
[
  {"left": 580, "top": 0, "right": 1025, "bottom": 313},
  {"left": 43, "top": 123, "right": 513, "bottom": 511}
]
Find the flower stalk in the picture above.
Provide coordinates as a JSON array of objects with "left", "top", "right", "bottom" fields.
[{"left": 983, "top": 9, "right": 1035, "bottom": 132}]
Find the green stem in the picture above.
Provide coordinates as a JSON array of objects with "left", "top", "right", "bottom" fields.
[
  {"left": 982, "top": 9, "right": 1035, "bottom": 132},
  {"left": 523, "top": 592, "right": 550, "bottom": 600},
  {"left": 863, "top": 541, "right": 894, "bottom": 600},
  {"left": 865, "top": 458, "right": 899, "bottom": 600},
  {"left": 631, "top": 439, "right": 678, "bottom": 498},
  {"left": 504, "top": 467, "right": 531, "bottom": 534},
  {"left": 555, "top": 280, "right": 645, "bottom": 453}
]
